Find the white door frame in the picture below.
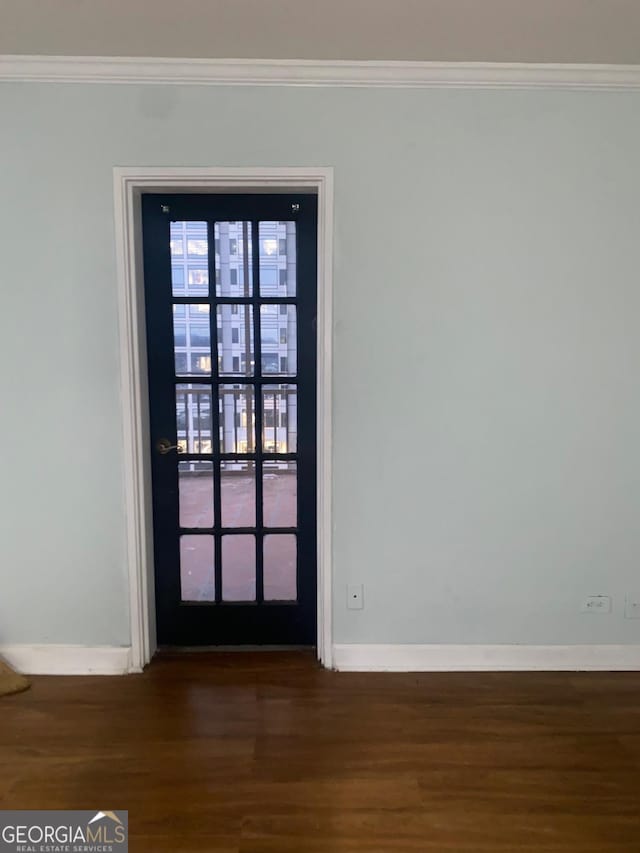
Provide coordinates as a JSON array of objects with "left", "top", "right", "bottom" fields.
[{"left": 113, "top": 166, "right": 334, "bottom": 671}]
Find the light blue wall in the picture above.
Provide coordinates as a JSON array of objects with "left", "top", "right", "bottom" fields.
[{"left": 1, "top": 83, "right": 640, "bottom": 646}]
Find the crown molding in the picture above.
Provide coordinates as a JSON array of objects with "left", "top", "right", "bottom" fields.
[{"left": 2, "top": 55, "right": 640, "bottom": 89}]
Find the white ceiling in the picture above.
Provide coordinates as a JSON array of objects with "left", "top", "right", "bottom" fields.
[{"left": 2, "top": 0, "right": 640, "bottom": 64}]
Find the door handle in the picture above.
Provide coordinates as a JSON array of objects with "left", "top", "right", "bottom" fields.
[{"left": 156, "top": 438, "right": 184, "bottom": 455}]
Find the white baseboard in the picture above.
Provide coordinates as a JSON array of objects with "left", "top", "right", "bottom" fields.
[
  {"left": 0, "top": 644, "right": 135, "bottom": 675},
  {"left": 4, "top": 642, "right": 638, "bottom": 675},
  {"left": 332, "top": 644, "right": 640, "bottom": 672}
]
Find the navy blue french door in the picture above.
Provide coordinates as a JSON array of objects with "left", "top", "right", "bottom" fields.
[{"left": 141, "top": 194, "right": 317, "bottom": 645}]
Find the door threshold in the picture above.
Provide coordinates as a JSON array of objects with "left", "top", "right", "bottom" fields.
[{"left": 158, "top": 645, "right": 315, "bottom": 653}]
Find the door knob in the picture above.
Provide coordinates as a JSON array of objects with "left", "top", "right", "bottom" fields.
[{"left": 156, "top": 438, "right": 183, "bottom": 455}]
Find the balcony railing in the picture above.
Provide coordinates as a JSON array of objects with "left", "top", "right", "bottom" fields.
[{"left": 176, "top": 385, "right": 297, "bottom": 456}]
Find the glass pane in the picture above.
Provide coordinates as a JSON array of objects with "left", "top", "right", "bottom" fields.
[
  {"left": 215, "top": 221, "right": 253, "bottom": 297},
  {"left": 262, "top": 385, "right": 297, "bottom": 453},
  {"left": 217, "top": 305, "right": 254, "bottom": 377},
  {"left": 264, "top": 535, "right": 297, "bottom": 601},
  {"left": 180, "top": 534, "right": 214, "bottom": 602},
  {"left": 259, "top": 221, "right": 296, "bottom": 296},
  {"left": 222, "top": 535, "right": 256, "bottom": 601},
  {"left": 171, "top": 221, "right": 208, "bottom": 296},
  {"left": 219, "top": 385, "right": 255, "bottom": 453},
  {"left": 260, "top": 304, "right": 296, "bottom": 376},
  {"left": 263, "top": 461, "right": 297, "bottom": 527},
  {"left": 221, "top": 460, "right": 256, "bottom": 527},
  {"left": 179, "top": 461, "right": 214, "bottom": 528},
  {"left": 176, "top": 384, "right": 212, "bottom": 453},
  {"left": 174, "top": 304, "right": 211, "bottom": 376}
]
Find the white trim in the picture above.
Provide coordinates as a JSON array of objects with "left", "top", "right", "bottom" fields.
[
  {"left": 332, "top": 644, "right": 640, "bottom": 672},
  {"left": 0, "top": 645, "right": 133, "bottom": 676},
  {"left": 114, "top": 172, "right": 155, "bottom": 673},
  {"left": 3, "top": 55, "right": 640, "bottom": 89},
  {"left": 113, "top": 167, "right": 334, "bottom": 669},
  {"left": 314, "top": 174, "right": 334, "bottom": 669}
]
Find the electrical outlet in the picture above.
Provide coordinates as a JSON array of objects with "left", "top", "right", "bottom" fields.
[
  {"left": 624, "top": 596, "right": 640, "bottom": 619},
  {"left": 581, "top": 595, "right": 611, "bottom": 614},
  {"left": 347, "top": 584, "right": 364, "bottom": 610}
]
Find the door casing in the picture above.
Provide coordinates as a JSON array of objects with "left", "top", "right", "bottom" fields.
[{"left": 113, "top": 167, "right": 334, "bottom": 671}]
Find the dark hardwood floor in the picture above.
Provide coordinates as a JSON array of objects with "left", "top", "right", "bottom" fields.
[{"left": 1, "top": 652, "right": 640, "bottom": 851}]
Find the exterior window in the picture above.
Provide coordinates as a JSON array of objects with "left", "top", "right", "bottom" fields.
[
  {"left": 279, "top": 239, "right": 286, "bottom": 255},
  {"left": 188, "top": 269, "right": 208, "bottom": 286},
  {"left": 232, "top": 356, "right": 240, "bottom": 372},
  {"left": 232, "top": 328, "right": 239, "bottom": 344},
  {"left": 191, "top": 354, "right": 211, "bottom": 374},
  {"left": 230, "top": 268, "right": 238, "bottom": 285},
  {"left": 231, "top": 304, "right": 239, "bottom": 315},
  {"left": 187, "top": 239, "right": 207, "bottom": 256},
  {"left": 174, "top": 324, "right": 187, "bottom": 347},
  {"left": 279, "top": 269, "right": 287, "bottom": 287},
  {"left": 261, "top": 353, "right": 279, "bottom": 373},
  {"left": 279, "top": 328, "right": 287, "bottom": 344},
  {"left": 279, "top": 304, "right": 288, "bottom": 315},
  {"left": 190, "top": 326, "right": 209, "bottom": 347},
  {"left": 229, "top": 238, "right": 237, "bottom": 254},
  {"left": 280, "top": 356, "right": 288, "bottom": 373}
]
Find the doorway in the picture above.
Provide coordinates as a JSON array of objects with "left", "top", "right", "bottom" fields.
[{"left": 141, "top": 193, "right": 318, "bottom": 646}]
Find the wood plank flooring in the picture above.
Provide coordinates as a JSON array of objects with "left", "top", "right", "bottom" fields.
[{"left": 1, "top": 652, "right": 640, "bottom": 851}]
